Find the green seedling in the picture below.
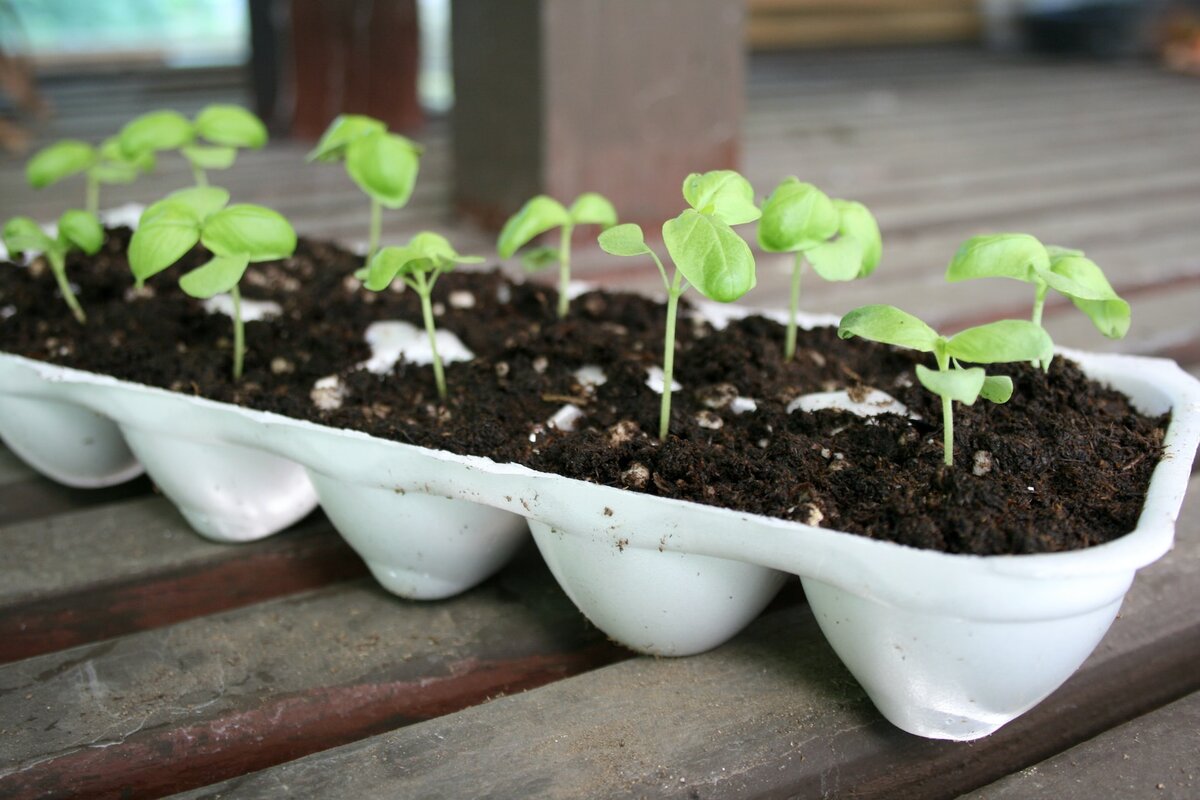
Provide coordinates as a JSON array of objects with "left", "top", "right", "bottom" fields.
[
  {"left": 946, "top": 234, "right": 1130, "bottom": 360},
  {"left": 118, "top": 105, "right": 268, "bottom": 188},
  {"left": 497, "top": 193, "right": 618, "bottom": 318},
  {"left": 307, "top": 114, "right": 422, "bottom": 263},
  {"left": 758, "top": 178, "right": 882, "bottom": 361},
  {"left": 128, "top": 186, "right": 296, "bottom": 380},
  {"left": 26, "top": 137, "right": 155, "bottom": 215},
  {"left": 3, "top": 210, "right": 104, "bottom": 323},
  {"left": 838, "top": 304, "right": 1053, "bottom": 466},
  {"left": 599, "top": 170, "right": 760, "bottom": 441},
  {"left": 361, "top": 232, "right": 483, "bottom": 400}
]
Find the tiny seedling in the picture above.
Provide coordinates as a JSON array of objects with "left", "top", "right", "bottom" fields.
[
  {"left": 497, "top": 193, "right": 618, "bottom": 318},
  {"left": 118, "top": 105, "right": 268, "bottom": 188},
  {"left": 361, "top": 232, "right": 483, "bottom": 400},
  {"left": 3, "top": 210, "right": 104, "bottom": 323},
  {"left": 26, "top": 137, "right": 155, "bottom": 215},
  {"left": 599, "top": 170, "right": 760, "bottom": 441},
  {"left": 758, "top": 178, "right": 881, "bottom": 361},
  {"left": 946, "top": 233, "right": 1130, "bottom": 350},
  {"left": 128, "top": 186, "right": 296, "bottom": 379},
  {"left": 838, "top": 304, "right": 1054, "bottom": 466},
  {"left": 307, "top": 114, "right": 422, "bottom": 262}
]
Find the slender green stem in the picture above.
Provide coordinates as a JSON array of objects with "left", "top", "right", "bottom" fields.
[
  {"left": 935, "top": 349, "right": 953, "bottom": 466},
  {"left": 1031, "top": 281, "right": 1049, "bottom": 368},
  {"left": 85, "top": 173, "right": 100, "bottom": 217},
  {"left": 415, "top": 271, "right": 447, "bottom": 400},
  {"left": 556, "top": 223, "right": 573, "bottom": 318},
  {"left": 231, "top": 284, "right": 244, "bottom": 380},
  {"left": 659, "top": 270, "right": 685, "bottom": 441},
  {"left": 786, "top": 254, "right": 803, "bottom": 361},
  {"left": 50, "top": 251, "right": 86, "bottom": 324},
  {"left": 191, "top": 161, "right": 208, "bottom": 188},
  {"left": 368, "top": 198, "right": 382, "bottom": 263}
]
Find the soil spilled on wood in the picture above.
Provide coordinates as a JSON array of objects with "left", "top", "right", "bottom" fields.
[{"left": 0, "top": 230, "right": 1166, "bottom": 555}]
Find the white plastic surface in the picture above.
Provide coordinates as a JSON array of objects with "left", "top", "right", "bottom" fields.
[{"left": 3, "top": 307, "right": 1199, "bottom": 740}]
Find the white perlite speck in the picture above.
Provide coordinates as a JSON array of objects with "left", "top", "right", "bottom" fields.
[
  {"left": 645, "top": 366, "right": 682, "bottom": 394},
  {"left": 448, "top": 290, "right": 476, "bottom": 309},
  {"left": 973, "top": 450, "right": 994, "bottom": 476},
  {"left": 360, "top": 320, "right": 474, "bottom": 374},
  {"left": 788, "top": 388, "right": 915, "bottom": 420},
  {"left": 311, "top": 375, "right": 347, "bottom": 411},
  {"left": 203, "top": 295, "right": 283, "bottom": 322}
]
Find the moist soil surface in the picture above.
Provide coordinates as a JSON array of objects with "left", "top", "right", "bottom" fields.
[{"left": 0, "top": 229, "right": 1166, "bottom": 555}]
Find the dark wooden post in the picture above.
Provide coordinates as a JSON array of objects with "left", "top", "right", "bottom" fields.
[{"left": 451, "top": 0, "right": 745, "bottom": 230}]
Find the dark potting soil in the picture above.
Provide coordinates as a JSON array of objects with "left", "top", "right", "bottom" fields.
[{"left": 0, "top": 229, "right": 1166, "bottom": 555}]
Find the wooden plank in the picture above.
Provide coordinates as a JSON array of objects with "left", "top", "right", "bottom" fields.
[
  {"left": 0, "top": 498, "right": 366, "bottom": 663},
  {"left": 175, "top": 474, "right": 1200, "bottom": 799},
  {"left": 0, "top": 446, "right": 33, "bottom": 486},
  {"left": 748, "top": 9, "right": 981, "bottom": 49},
  {"left": 0, "top": 474, "right": 153, "bottom": 527},
  {"left": 961, "top": 690, "right": 1200, "bottom": 799},
  {"left": 0, "top": 552, "right": 630, "bottom": 800}
]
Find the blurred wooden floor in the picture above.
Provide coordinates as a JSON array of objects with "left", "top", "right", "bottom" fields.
[{"left": 3, "top": 47, "right": 1200, "bottom": 799}]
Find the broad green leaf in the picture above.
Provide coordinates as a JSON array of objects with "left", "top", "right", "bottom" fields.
[
  {"left": 916, "top": 364, "right": 986, "bottom": 405},
  {"left": 409, "top": 231, "right": 483, "bottom": 266},
  {"left": 520, "top": 245, "right": 559, "bottom": 271},
  {"left": 1045, "top": 244, "right": 1084, "bottom": 259},
  {"left": 662, "top": 209, "right": 756, "bottom": 303},
  {"left": 946, "top": 233, "right": 1049, "bottom": 284},
  {"left": 980, "top": 374, "right": 1014, "bottom": 404},
  {"left": 201, "top": 204, "right": 297, "bottom": 262},
  {"left": 345, "top": 132, "right": 421, "bottom": 209},
  {"left": 681, "top": 171, "right": 760, "bottom": 226},
  {"left": 141, "top": 186, "right": 230, "bottom": 226},
  {"left": 1073, "top": 295, "right": 1131, "bottom": 339},
  {"left": 57, "top": 210, "right": 104, "bottom": 255},
  {"left": 120, "top": 110, "right": 194, "bottom": 157},
  {"left": 807, "top": 236, "right": 865, "bottom": 282},
  {"left": 91, "top": 162, "right": 142, "bottom": 184},
  {"left": 1044, "top": 254, "right": 1120, "bottom": 301},
  {"left": 757, "top": 178, "right": 838, "bottom": 253},
  {"left": 364, "top": 245, "right": 420, "bottom": 291},
  {"left": 497, "top": 196, "right": 570, "bottom": 257},
  {"left": 194, "top": 105, "right": 267, "bottom": 149},
  {"left": 568, "top": 193, "right": 617, "bottom": 227},
  {"left": 307, "top": 114, "right": 387, "bottom": 162},
  {"left": 837, "top": 304, "right": 939, "bottom": 352},
  {"left": 128, "top": 207, "right": 201, "bottom": 281},
  {"left": 597, "top": 223, "right": 650, "bottom": 257},
  {"left": 3, "top": 216, "right": 54, "bottom": 254},
  {"left": 834, "top": 199, "right": 882, "bottom": 274},
  {"left": 946, "top": 319, "right": 1054, "bottom": 365},
  {"left": 181, "top": 144, "right": 238, "bottom": 170},
  {"left": 99, "top": 136, "right": 153, "bottom": 170},
  {"left": 178, "top": 253, "right": 251, "bottom": 298},
  {"left": 26, "top": 140, "right": 95, "bottom": 188}
]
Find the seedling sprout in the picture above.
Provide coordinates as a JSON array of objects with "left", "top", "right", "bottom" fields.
[
  {"left": 128, "top": 186, "right": 297, "bottom": 379},
  {"left": 362, "top": 232, "right": 483, "bottom": 400},
  {"left": 497, "top": 193, "right": 618, "bottom": 318},
  {"left": 307, "top": 115, "right": 422, "bottom": 262},
  {"left": 838, "top": 305, "right": 1053, "bottom": 466},
  {"left": 26, "top": 137, "right": 154, "bottom": 215},
  {"left": 3, "top": 210, "right": 104, "bottom": 323},
  {"left": 118, "top": 105, "right": 268, "bottom": 188},
  {"left": 599, "top": 170, "right": 760, "bottom": 441},
  {"left": 758, "top": 178, "right": 881, "bottom": 361}
]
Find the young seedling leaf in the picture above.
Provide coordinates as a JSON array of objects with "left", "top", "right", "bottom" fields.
[
  {"left": 129, "top": 207, "right": 201, "bottom": 281},
  {"left": 568, "top": 193, "right": 618, "bottom": 227},
  {"left": 807, "top": 236, "right": 866, "bottom": 282},
  {"left": 757, "top": 178, "right": 838, "bottom": 253},
  {"left": 946, "top": 233, "right": 1049, "bottom": 283},
  {"left": 201, "top": 204, "right": 297, "bottom": 262},
  {"left": 57, "top": 210, "right": 104, "bottom": 255},
  {"left": 100, "top": 136, "right": 155, "bottom": 172},
  {"left": 364, "top": 245, "right": 420, "bottom": 291},
  {"left": 833, "top": 199, "right": 882, "bottom": 274},
  {"left": 681, "top": 171, "right": 761, "bottom": 226},
  {"left": 916, "top": 364, "right": 986, "bottom": 405},
  {"left": 178, "top": 253, "right": 251, "bottom": 298},
  {"left": 598, "top": 223, "right": 651, "bottom": 257},
  {"left": 194, "top": 104, "right": 268, "bottom": 149},
  {"left": 497, "top": 196, "right": 570, "bottom": 257},
  {"left": 837, "top": 305, "right": 939, "bottom": 352},
  {"left": 91, "top": 162, "right": 142, "bottom": 184},
  {"left": 520, "top": 245, "right": 560, "bottom": 271},
  {"left": 1044, "top": 253, "right": 1131, "bottom": 338},
  {"left": 141, "top": 186, "right": 231, "bottom": 226},
  {"left": 2, "top": 216, "right": 54, "bottom": 254},
  {"left": 409, "top": 231, "right": 483, "bottom": 266},
  {"left": 662, "top": 209, "right": 756, "bottom": 303},
  {"left": 980, "top": 374, "right": 1014, "bottom": 404},
  {"left": 26, "top": 140, "right": 96, "bottom": 188},
  {"left": 946, "top": 319, "right": 1054, "bottom": 366},
  {"left": 345, "top": 131, "right": 421, "bottom": 209},
  {"left": 120, "top": 110, "right": 194, "bottom": 157},
  {"left": 181, "top": 144, "right": 238, "bottom": 171},
  {"left": 307, "top": 114, "right": 387, "bottom": 162}
]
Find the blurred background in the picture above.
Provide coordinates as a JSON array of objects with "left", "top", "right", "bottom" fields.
[{"left": 2, "top": 0, "right": 1199, "bottom": 352}]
